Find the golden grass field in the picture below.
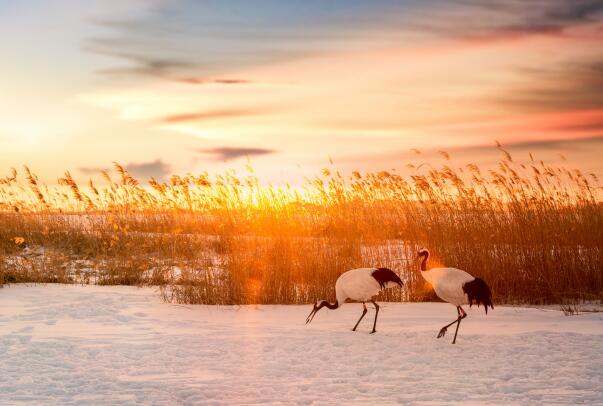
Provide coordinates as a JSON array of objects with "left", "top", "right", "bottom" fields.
[{"left": 1, "top": 146, "right": 601, "bottom": 306}]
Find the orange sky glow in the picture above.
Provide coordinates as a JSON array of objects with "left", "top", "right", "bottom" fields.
[{"left": 1, "top": 1, "right": 602, "bottom": 184}]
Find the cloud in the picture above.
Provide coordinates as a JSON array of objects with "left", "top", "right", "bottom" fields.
[
  {"left": 85, "top": 0, "right": 603, "bottom": 83},
  {"left": 552, "top": 121, "right": 603, "bottom": 133},
  {"left": 414, "top": 136, "right": 603, "bottom": 157},
  {"left": 80, "top": 160, "right": 171, "bottom": 181},
  {"left": 85, "top": 45, "right": 196, "bottom": 78},
  {"left": 492, "top": 134, "right": 603, "bottom": 152},
  {"left": 124, "top": 159, "right": 171, "bottom": 180},
  {"left": 79, "top": 166, "right": 111, "bottom": 175},
  {"left": 497, "top": 58, "right": 603, "bottom": 112},
  {"left": 420, "top": 0, "right": 603, "bottom": 42},
  {"left": 213, "top": 79, "right": 251, "bottom": 84},
  {"left": 161, "top": 108, "right": 266, "bottom": 123},
  {"left": 198, "top": 147, "right": 276, "bottom": 161},
  {"left": 351, "top": 137, "right": 603, "bottom": 181},
  {"left": 177, "top": 78, "right": 251, "bottom": 85},
  {"left": 542, "top": 0, "right": 603, "bottom": 25},
  {"left": 84, "top": 2, "right": 317, "bottom": 80},
  {"left": 337, "top": 135, "right": 603, "bottom": 170},
  {"left": 406, "top": 136, "right": 603, "bottom": 156}
]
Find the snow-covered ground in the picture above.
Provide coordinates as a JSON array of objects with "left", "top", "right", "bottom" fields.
[{"left": 0, "top": 285, "right": 601, "bottom": 405}]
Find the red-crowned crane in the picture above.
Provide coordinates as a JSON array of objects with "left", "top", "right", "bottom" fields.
[
  {"left": 418, "top": 248, "right": 493, "bottom": 344},
  {"left": 305, "top": 267, "right": 403, "bottom": 333}
]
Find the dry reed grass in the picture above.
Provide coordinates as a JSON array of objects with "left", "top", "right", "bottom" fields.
[{"left": 0, "top": 147, "right": 601, "bottom": 305}]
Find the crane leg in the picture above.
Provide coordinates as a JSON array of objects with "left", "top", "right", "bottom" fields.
[
  {"left": 451, "top": 306, "right": 467, "bottom": 344},
  {"left": 370, "top": 301, "right": 380, "bottom": 334},
  {"left": 437, "top": 306, "right": 467, "bottom": 343},
  {"left": 352, "top": 303, "right": 368, "bottom": 331}
]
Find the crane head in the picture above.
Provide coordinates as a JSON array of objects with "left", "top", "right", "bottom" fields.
[
  {"left": 417, "top": 248, "right": 430, "bottom": 258},
  {"left": 306, "top": 300, "right": 338, "bottom": 324},
  {"left": 305, "top": 301, "right": 320, "bottom": 324}
]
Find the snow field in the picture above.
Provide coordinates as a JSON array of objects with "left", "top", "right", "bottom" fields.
[{"left": 0, "top": 285, "right": 601, "bottom": 405}]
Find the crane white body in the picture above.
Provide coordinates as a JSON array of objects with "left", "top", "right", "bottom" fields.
[
  {"left": 306, "top": 267, "right": 403, "bottom": 333},
  {"left": 335, "top": 268, "right": 400, "bottom": 305},
  {"left": 419, "top": 267, "right": 475, "bottom": 307}
]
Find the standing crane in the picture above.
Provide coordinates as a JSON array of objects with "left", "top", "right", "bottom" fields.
[{"left": 418, "top": 248, "right": 493, "bottom": 344}]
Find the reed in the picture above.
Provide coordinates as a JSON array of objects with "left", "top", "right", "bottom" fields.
[{"left": 0, "top": 148, "right": 601, "bottom": 305}]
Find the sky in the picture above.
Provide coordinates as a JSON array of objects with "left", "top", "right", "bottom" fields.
[{"left": 1, "top": 0, "right": 602, "bottom": 183}]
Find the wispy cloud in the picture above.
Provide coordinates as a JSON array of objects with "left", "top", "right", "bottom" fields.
[
  {"left": 338, "top": 135, "right": 603, "bottom": 168},
  {"left": 198, "top": 147, "right": 276, "bottom": 161},
  {"left": 86, "top": 46, "right": 195, "bottom": 79},
  {"left": 497, "top": 58, "right": 603, "bottom": 112},
  {"left": 79, "top": 166, "right": 111, "bottom": 175},
  {"left": 416, "top": 0, "right": 603, "bottom": 42},
  {"left": 441, "top": 135, "right": 603, "bottom": 155},
  {"left": 79, "top": 160, "right": 171, "bottom": 181},
  {"left": 124, "top": 159, "right": 171, "bottom": 180},
  {"left": 161, "top": 108, "right": 265, "bottom": 123},
  {"left": 82, "top": 1, "right": 422, "bottom": 80},
  {"left": 85, "top": 0, "right": 603, "bottom": 85},
  {"left": 425, "top": 135, "right": 603, "bottom": 157},
  {"left": 177, "top": 78, "right": 252, "bottom": 85},
  {"left": 553, "top": 121, "right": 603, "bottom": 132},
  {"left": 493, "top": 134, "right": 603, "bottom": 151}
]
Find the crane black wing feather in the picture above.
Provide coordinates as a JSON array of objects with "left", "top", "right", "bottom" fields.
[
  {"left": 462, "top": 277, "right": 494, "bottom": 314},
  {"left": 371, "top": 268, "right": 403, "bottom": 290}
]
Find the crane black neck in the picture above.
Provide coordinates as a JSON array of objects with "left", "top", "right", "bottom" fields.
[
  {"left": 420, "top": 253, "right": 429, "bottom": 271},
  {"left": 318, "top": 300, "right": 339, "bottom": 310}
]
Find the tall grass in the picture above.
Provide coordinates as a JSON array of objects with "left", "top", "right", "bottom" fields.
[{"left": 0, "top": 149, "right": 601, "bottom": 305}]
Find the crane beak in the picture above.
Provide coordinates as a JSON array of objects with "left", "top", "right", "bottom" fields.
[{"left": 305, "top": 303, "right": 318, "bottom": 324}]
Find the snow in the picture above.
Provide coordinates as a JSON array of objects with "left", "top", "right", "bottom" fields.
[{"left": 0, "top": 285, "right": 602, "bottom": 405}]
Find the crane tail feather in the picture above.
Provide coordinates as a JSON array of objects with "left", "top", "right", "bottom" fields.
[{"left": 463, "top": 277, "right": 494, "bottom": 314}]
